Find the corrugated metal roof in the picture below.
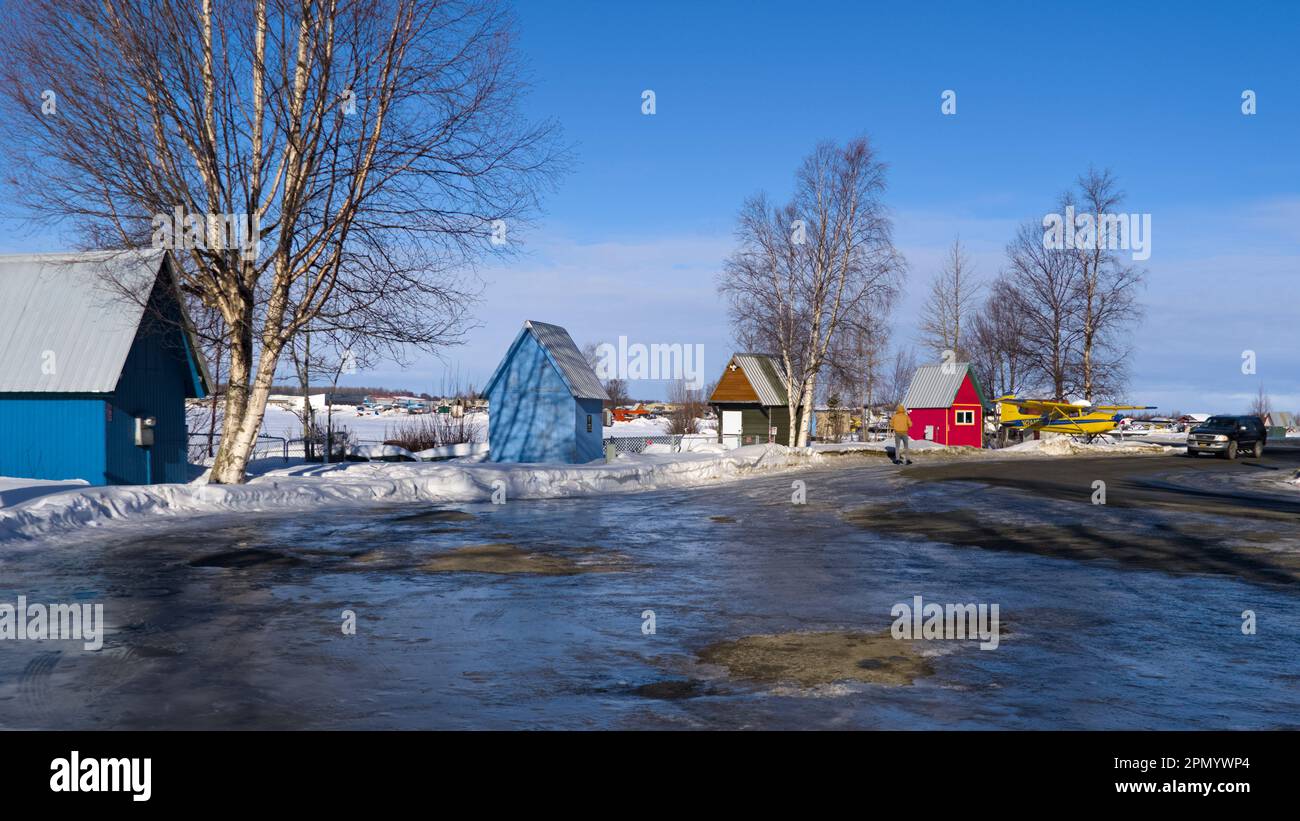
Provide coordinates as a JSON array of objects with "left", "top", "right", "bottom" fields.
[
  {"left": 902, "top": 362, "right": 984, "bottom": 409},
  {"left": 523, "top": 320, "right": 610, "bottom": 401},
  {"left": 733, "top": 353, "right": 790, "bottom": 407},
  {"left": 0, "top": 249, "right": 167, "bottom": 393}
]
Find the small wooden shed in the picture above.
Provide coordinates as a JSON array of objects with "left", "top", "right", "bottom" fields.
[
  {"left": 901, "top": 362, "right": 988, "bottom": 448},
  {"left": 484, "top": 320, "right": 610, "bottom": 464},
  {"left": 708, "top": 353, "right": 795, "bottom": 445}
]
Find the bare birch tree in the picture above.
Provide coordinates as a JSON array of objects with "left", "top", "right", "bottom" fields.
[
  {"left": 1003, "top": 221, "right": 1084, "bottom": 401},
  {"left": 666, "top": 380, "right": 706, "bottom": 435},
  {"left": 1248, "top": 384, "right": 1271, "bottom": 420},
  {"left": 826, "top": 310, "right": 891, "bottom": 437},
  {"left": 918, "top": 237, "right": 981, "bottom": 361},
  {"left": 968, "top": 275, "right": 1034, "bottom": 400},
  {"left": 1067, "top": 168, "right": 1145, "bottom": 402},
  {"left": 880, "top": 346, "right": 918, "bottom": 409},
  {"left": 0, "top": 0, "right": 561, "bottom": 482},
  {"left": 719, "top": 137, "right": 904, "bottom": 447}
]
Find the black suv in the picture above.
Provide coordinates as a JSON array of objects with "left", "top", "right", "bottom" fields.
[{"left": 1187, "top": 415, "right": 1267, "bottom": 459}]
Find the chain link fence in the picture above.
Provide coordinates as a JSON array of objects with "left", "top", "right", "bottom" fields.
[
  {"left": 188, "top": 433, "right": 288, "bottom": 463},
  {"left": 603, "top": 434, "right": 688, "bottom": 454}
]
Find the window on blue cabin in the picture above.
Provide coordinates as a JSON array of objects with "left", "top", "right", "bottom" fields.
[{"left": 586, "top": 414, "right": 593, "bottom": 432}]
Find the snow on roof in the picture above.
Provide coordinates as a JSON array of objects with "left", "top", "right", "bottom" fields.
[
  {"left": 902, "top": 362, "right": 986, "bottom": 409},
  {"left": 0, "top": 249, "right": 170, "bottom": 393}
]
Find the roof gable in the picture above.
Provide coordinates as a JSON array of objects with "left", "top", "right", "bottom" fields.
[
  {"left": 710, "top": 353, "right": 789, "bottom": 406},
  {"left": 483, "top": 320, "right": 610, "bottom": 401},
  {"left": 709, "top": 359, "right": 761, "bottom": 403},
  {"left": 902, "top": 362, "right": 988, "bottom": 409},
  {"left": 0, "top": 249, "right": 196, "bottom": 394}
]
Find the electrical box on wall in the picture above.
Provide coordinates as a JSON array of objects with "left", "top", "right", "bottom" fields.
[{"left": 134, "top": 416, "right": 157, "bottom": 447}]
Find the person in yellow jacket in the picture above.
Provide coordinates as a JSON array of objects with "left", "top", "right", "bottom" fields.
[{"left": 889, "top": 403, "right": 913, "bottom": 465}]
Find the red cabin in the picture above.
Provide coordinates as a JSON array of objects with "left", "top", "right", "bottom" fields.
[{"left": 901, "top": 362, "right": 989, "bottom": 448}]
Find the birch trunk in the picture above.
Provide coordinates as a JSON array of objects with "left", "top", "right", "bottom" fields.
[{"left": 794, "top": 376, "right": 816, "bottom": 447}]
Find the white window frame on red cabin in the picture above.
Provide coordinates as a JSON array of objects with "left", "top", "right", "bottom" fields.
[{"left": 954, "top": 409, "right": 975, "bottom": 425}]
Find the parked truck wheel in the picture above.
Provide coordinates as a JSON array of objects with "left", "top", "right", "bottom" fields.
[
  {"left": 1254, "top": 440, "right": 1265, "bottom": 458},
  {"left": 1223, "top": 441, "right": 1237, "bottom": 460}
]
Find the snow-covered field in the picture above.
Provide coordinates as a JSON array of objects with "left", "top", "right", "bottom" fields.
[
  {"left": 255, "top": 405, "right": 689, "bottom": 445},
  {"left": 0, "top": 444, "right": 821, "bottom": 545},
  {"left": 258, "top": 405, "right": 489, "bottom": 443}
]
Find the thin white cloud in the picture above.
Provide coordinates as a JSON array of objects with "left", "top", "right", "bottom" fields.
[{"left": 355, "top": 195, "right": 1298, "bottom": 410}]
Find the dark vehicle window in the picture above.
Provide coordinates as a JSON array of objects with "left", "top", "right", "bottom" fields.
[{"left": 1203, "top": 416, "right": 1237, "bottom": 428}]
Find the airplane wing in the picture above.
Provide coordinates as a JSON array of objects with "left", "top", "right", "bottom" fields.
[
  {"left": 1000, "top": 398, "right": 1082, "bottom": 415},
  {"left": 1091, "top": 405, "right": 1158, "bottom": 412}
]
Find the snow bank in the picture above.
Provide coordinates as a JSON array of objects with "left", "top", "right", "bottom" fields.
[
  {"left": 999, "top": 438, "right": 1180, "bottom": 456},
  {"left": 415, "top": 442, "right": 489, "bottom": 460},
  {"left": 681, "top": 435, "right": 725, "bottom": 453},
  {"left": 347, "top": 443, "right": 418, "bottom": 461},
  {"left": 602, "top": 416, "right": 669, "bottom": 437},
  {"left": 0, "top": 445, "right": 821, "bottom": 545},
  {"left": 0, "top": 477, "right": 90, "bottom": 508},
  {"left": 1117, "top": 430, "right": 1188, "bottom": 446},
  {"left": 814, "top": 439, "right": 952, "bottom": 455},
  {"left": 814, "top": 436, "right": 1181, "bottom": 458}
]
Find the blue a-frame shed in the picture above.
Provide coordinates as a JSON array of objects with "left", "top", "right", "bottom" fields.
[
  {"left": 0, "top": 250, "right": 210, "bottom": 485},
  {"left": 484, "top": 320, "right": 610, "bottom": 464}
]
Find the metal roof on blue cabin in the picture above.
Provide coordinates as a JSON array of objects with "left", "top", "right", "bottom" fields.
[
  {"left": 902, "top": 362, "right": 988, "bottom": 408},
  {"left": 0, "top": 249, "right": 209, "bottom": 394},
  {"left": 484, "top": 320, "right": 610, "bottom": 401}
]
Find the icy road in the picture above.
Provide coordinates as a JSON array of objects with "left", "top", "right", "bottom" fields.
[{"left": 2, "top": 447, "right": 1298, "bottom": 729}]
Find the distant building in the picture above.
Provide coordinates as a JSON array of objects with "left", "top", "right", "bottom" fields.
[
  {"left": 813, "top": 407, "right": 855, "bottom": 442},
  {"left": 901, "top": 362, "right": 989, "bottom": 448},
  {"left": 0, "top": 250, "right": 209, "bottom": 484},
  {"left": 484, "top": 320, "right": 610, "bottom": 463},
  {"left": 324, "top": 392, "right": 369, "bottom": 407},
  {"left": 707, "top": 353, "right": 797, "bottom": 446}
]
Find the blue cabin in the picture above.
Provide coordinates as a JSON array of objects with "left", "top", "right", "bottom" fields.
[
  {"left": 0, "top": 250, "right": 210, "bottom": 485},
  {"left": 484, "top": 320, "right": 610, "bottom": 464}
]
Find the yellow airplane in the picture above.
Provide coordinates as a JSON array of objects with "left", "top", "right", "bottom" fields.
[{"left": 997, "top": 396, "right": 1157, "bottom": 441}]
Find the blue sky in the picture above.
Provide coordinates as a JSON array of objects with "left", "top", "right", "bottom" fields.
[
  {"left": 4, "top": 1, "right": 1298, "bottom": 412},
  {"left": 461, "top": 0, "right": 1300, "bottom": 413}
]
